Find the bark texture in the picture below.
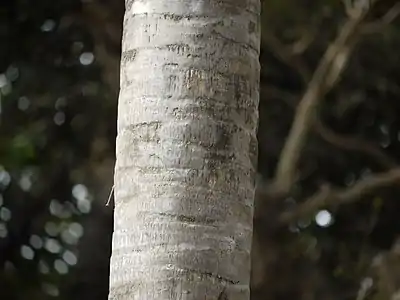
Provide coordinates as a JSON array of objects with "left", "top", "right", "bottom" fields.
[{"left": 109, "top": 0, "right": 261, "bottom": 299}]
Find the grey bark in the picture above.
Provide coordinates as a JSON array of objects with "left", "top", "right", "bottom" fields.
[{"left": 109, "top": 0, "right": 261, "bottom": 299}]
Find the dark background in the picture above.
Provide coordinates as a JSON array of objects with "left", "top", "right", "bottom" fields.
[{"left": 1, "top": 0, "right": 400, "bottom": 299}]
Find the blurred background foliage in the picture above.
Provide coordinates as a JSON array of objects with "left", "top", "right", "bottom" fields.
[{"left": 1, "top": 0, "right": 400, "bottom": 300}]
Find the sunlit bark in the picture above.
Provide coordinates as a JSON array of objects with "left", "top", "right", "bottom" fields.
[{"left": 109, "top": 0, "right": 261, "bottom": 299}]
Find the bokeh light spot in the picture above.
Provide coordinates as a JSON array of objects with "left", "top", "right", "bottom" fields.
[
  {"left": 69, "top": 222, "right": 84, "bottom": 238},
  {"left": 79, "top": 52, "right": 94, "bottom": 65},
  {"left": 0, "top": 169, "right": 11, "bottom": 187},
  {"left": 6, "top": 65, "right": 19, "bottom": 82},
  {"left": 315, "top": 210, "right": 333, "bottom": 227},
  {"left": 39, "top": 260, "right": 50, "bottom": 274},
  {"left": 72, "top": 184, "right": 88, "bottom": 201},
  {"left": 49, "top": 199, "right": 62, "bottom": 216},
  {"left": 18, "top": 96, "right": 30, "bottom": 111},
  {"left": 45, "top": 222, "right": 59, "bottom": 237},
  {"left": 0, "top": 207, "right": 12, "bottom": 222},
  {"left": 30, "top": 235, "right": 43, "bottom": 249},
  {"left": 19, "top": 174, "right": 32, "bottom": 191},
  {"left": 54, "top": 112, "right": 65, "bottom": 126},
  {"left": 0, "top": 74, "right": 7, "bottom": 88},
  {"left": 45, "top": 238, "right": 62, "bottom": 254},
  {"left": 20, "top": 245, "right": 35, "bottom": 260},
  {"left": 77, "top": 198, "right": 91, "bottom": 214},
  {"left": 41, "top": 19, "right": 56, "bottom": 32},
  {"left": 62, "top": 250, "right": 78, "bottom": 266},
  {"left": 55, "top": 97, "right": 66, "bottom": 110},
  {"left": 42, "top": 283, "right": 59, "bottom": 297},
  {"left": 54, "top": 259, "right": 68, "bottom": 274},
  {"left": 0, "top": 223, "right": 8, "bottom": 238}
]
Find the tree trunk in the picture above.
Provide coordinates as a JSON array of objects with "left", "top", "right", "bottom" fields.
[{"left": 109, "top": 0, "right": 261, "bottom": 299}]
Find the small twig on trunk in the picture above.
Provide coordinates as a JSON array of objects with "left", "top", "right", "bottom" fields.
[{"left": 106, "top": 185, "right": 114, "bottom": 206}]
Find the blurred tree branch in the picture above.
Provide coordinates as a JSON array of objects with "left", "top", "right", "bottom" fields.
[
  {"left": 263, "top": 0, "right": 400, "bottom": 193},
  {"left": 258, "top": 1, "right": 400, "bottom": 227},
  {"left": 262, "top": 33, "right": 311, "bottom": 83},
  {"left": 362, "top": 2, "right": 400, "bottom": 33},
  {"left": 270, "top": 9, "right": 368, "bottom": 195},
  {"left": 262, "top": 84, "right": 398, "bottom": 170},
  {"left": 68, "top": 0, "right": 123, "bottom": 94},
  {"left": 316, "top": 118, "right": 398, "bottom": 170},
  {"left": 279, "top": 168, "right": 400, "bottom": 224}
]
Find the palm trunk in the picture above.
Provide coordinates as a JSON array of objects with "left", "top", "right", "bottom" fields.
[{"left": 109, "top": 0, "right": 261, "bottom": 299}]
